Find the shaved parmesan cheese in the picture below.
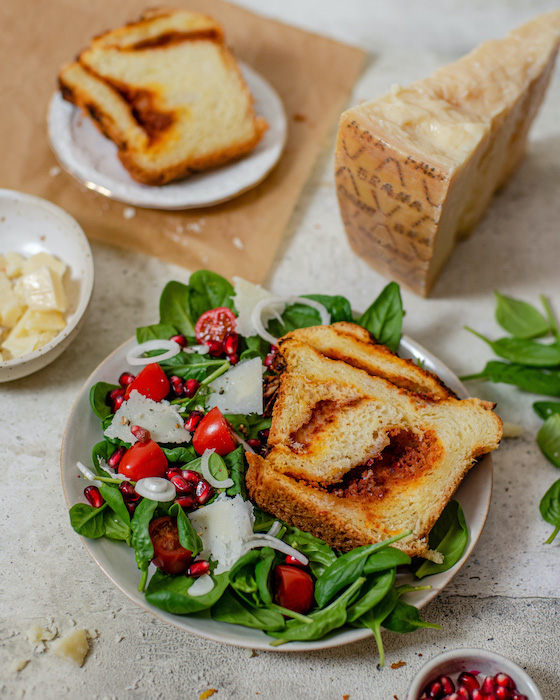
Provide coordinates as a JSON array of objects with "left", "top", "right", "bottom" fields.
[
  {"left": 206, "top": 357, "right": 264, "bottom": 415},
  {"left": 104, "top": 390, "right": 189, "bottom": 444},
  {"left": 232, "top": 276, "right": 284, "bottom": 338},
  {"left": 52, "top": 628, "right": 89, "bottom": 666},
  {"left": 188, "top": 494, "right": 255, "bottom": 574}
]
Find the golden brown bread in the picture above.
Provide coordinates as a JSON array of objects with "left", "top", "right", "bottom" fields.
[
  {"left": 58, "top": 9, "right": 268, "bottom": 186},
  {"left": 246, "top": 325, "right": 502, "bottom": 559}
]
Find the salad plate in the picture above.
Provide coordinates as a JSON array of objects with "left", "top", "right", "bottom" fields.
[
  {"left": 60, "top": 332, "right": 492, "bottom": 652},
  {"left": 47, "top": 64, "right": 287, "bottom": 210}
]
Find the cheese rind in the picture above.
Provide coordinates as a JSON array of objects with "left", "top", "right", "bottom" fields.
[{"left": 335, "top": 12, "right": 560, "bottom": 296}]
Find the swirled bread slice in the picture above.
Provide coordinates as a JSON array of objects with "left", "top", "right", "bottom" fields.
[
  {"left": 58, "top": 9, "right": 268, "bottom": 185},
  {"left": 246, "top": 328, "right": 502, "bottom": 557}
]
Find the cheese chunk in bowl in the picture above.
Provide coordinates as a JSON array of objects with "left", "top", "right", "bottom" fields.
[{"left": 0, "top": 189, "right": 94, "bottom": 382}]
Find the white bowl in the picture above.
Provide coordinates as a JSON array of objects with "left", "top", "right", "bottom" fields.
[
  {"left": 406, "top": 648, "right": 543, "bottom": 700},
  {"left": 0, "top": 189, "right": 94, "bottom": 382}
]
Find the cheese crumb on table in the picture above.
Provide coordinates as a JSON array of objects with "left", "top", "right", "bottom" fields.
[{"left": 52, "top": 628, "right": 89, "bottom": 666}]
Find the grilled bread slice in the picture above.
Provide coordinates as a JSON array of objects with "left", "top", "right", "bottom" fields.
[
  {"left": 246, "top": 327, "right": 502, "bottom": 558},
  {"left": 58, "top": 9, "right": 268, "bottom": 185}
]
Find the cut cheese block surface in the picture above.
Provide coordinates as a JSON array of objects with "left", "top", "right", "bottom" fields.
[{"left": 335, "top": 12, "right": 560, "bottom": 296}]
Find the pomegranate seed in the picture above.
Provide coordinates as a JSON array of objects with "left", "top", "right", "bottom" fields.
[
  {"left": 456, "top": 687, "right": 472, "bottom": 700},
  {"left": 495, "top": 687, "right": 512, "bottom": 700},
  {"left": 165, "top": 466, "right": 182, "bottom": 479},
  {"left": 170, "top": 474, "right": 195, "bottom": 495},
  {"left": 187, "top": 560, "right": 210, "bottom": 577},
  {"left": 119, "top": 481, "right": 140, "bottom": 501},
  {"left": 108, "top": 446, "right": 126, "bottom": 469},
  {"left": 125, "top": 500, "right": 139, "bottom": 515},
  {"left": 459, "top": 673, "right": 480, "bottom": 692},
  {"left": 175, "top": 495, "right": 197, "bottom": 510},
  {"left": 118, "top": 371, "right": 135, "bottom": 387},
  {"left": 482, "top": 694, "right": 498, "bottom": 700},
  {"left": 207, "top": 339, "right": 223, "bottom": 356},
  {"left": 169, "top": 375, "right": 184, "bottom": 396},
  {"left": 184, "top": 378, "right": 200, "bottom": 398},
  {"left": 511, "top": 694, "right": 528, "bottom": 700},
  {"left": 113, "top": 395, "right": 124, "bottom": 411},
  {"left": 223, "top": 331, "right": 239, "bottom": 356},
  {"left": 181, "top": 469, "right": 201, "bottom": 485},
  {"left": 481, "top": 677, "right": 496, "bottom": 694},
  {"left": 445, "top": 694, "right": 461, "bottom": 700},
  {"left": 264, "top": 353, "right": 275, "bottom": 368},
  {"left": 131, "top": 425, "right": 151, "bottom": 443},
  {"left": 471, "top": 691, "right": 483, "bottom": 700},
  {"left": 495, "top": 675, "right": 514, "bottom": 690},
  {"left": 227, "top": 353, "right": 240, "bottom": 365},
  {"left": 247, "top": 438, "right": 262, "bottom": 453},
  {"left": 170, "top": 334, "right": 188, "bottom": 348},
  {"left": 195, "top": 479, "right": 215, "bottom": 505},
  {"left": 258, "top": 429, "right": 270, "bottom": 443},
  {"left": 440, "top": 676, "right": 455, "bottom": 694},
  {"left": 270, "top": 345, "right": 278, "bottom": 354},
  {"left": 108, "top": 387, "right": 125, "bottom": 402},
  {"left": 84, "top": 485, "right": 103, "bottom": 508},
  {"left": 185, "top": 410, "right": 203, "bottom": 432},
  {"left": 423, "top": 680, "right": 444, "bottom": 699}
]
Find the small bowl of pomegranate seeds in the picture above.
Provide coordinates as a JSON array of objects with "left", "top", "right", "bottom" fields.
[{"left": 406, "top": 648, "right": 543, "bottom": 700}]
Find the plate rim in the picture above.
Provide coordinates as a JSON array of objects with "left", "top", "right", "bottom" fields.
[
  {"left": 47, "top": 63, "right": 287, "bottom": 210},
  {"left": 60, "top": 333, "right": 493, "bottom": 652}
]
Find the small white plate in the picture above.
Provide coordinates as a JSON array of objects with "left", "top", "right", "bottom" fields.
[
  {"left": 47, "top": 64, "right": 287, "bottom": 210},
  {"left": 60, "top": 334, "right": 492, "bottom": 651},
  {"left": 0, "top": 189, "right": 94, "bottom": 382}
]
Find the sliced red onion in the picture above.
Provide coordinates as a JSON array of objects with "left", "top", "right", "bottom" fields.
[
  {"left": 187, "top": 574, "right": 215, "bottom": 597},
  {"left": 251, "top": 296, "right": 331, "bottom": 345},
  {"left": 243, "top": 535, "right": 309, "bottom": 565},
  {"left": 134, "top": 477, "right": 176, "bottom": 502},
  {"left": 76, "top": 461, "right": 101, "bottom": 485},
  {"left": 97, "top": 459, "right": 130, "bottom": 481},
  {"left": 267, "top": 521, "right": 282, "bottom": 538},
  {"left": 126, "top": 339, "right": 181, "bottom": 366},
  {"left": 201, "top": 449, "right": 234, "bottom": 489},
  {"left": 232, "top": 430, "right": 257, "bottom": 454}
]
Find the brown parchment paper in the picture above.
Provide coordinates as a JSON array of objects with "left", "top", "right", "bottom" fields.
[{"left": 0, "top": 0, "right": 366, "bottom": 283}]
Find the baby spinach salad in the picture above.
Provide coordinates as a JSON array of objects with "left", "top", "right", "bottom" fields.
[
  {"left": 462, "top": 291, "right": 560, "bottom": 543},
  {"left": 69, "top": 270, "right": 468, "bottom": 655}
]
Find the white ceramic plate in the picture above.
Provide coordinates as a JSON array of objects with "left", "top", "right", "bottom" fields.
[
  {"left": 60, "top": 335, "right": 492, "bottom": 651},
  {"left": 0, "top": 189, "right": 94, "bottom": 382},
  {"left": 47, "top": 64, "right": 287, "bottom": 210}
]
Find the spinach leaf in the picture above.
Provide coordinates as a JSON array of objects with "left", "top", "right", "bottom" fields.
[
  {"left": 413, "top": 500, "right": 468, "bottom": 579},
  {"left": 162, "top": 353, "right": 227, "bottom": 383},
  {"left": 352, "top": 586, "right": 398, "bottom": 667},
  {"left": 130, "top": 498, "right": 158, "bottom": 589},
  {"left": 539, "top": 478, "right": 560, "bottom": 544},
  {"left": 268, "top": 577, "right": 365, "bottom": 644},
  {"left": 69, "top": 502, "right": 107, "bottom": 538},
  {"left": 494, "top": 291, "right": 550, "bottom": 339},
  {"left": 252, "top": 507, "right": 277, "bottom": 533},
  {"left": 346, "top": 569, "right": 395, "bottom": 623},
  {"left": 91, "top": 440, "right": 121, "bottom": 472},
  {"left": 382, "top": 599, "right": 441, "bottom": 634},
  {"left": 224, "top": 446, "right": 247, "bottom": 498},
  {"left": 533, "top": 401, "right": 560, "bottom": 420},
  {"left": 187, "top": 271, "right": 235, "bottom": 320},
  {"left": 146, "top": 570, "right": 230, "bottom": 614},
  {"left": 460, "top": 361, "right": 560, "bottom": 396},
  {"left": 466, "top": 327, "right": 560, "bottom": 367},
  {"left": 89, "top": 382, "right": 119, "bottom": 420},
  {"left": 168, "top": 503, "right": 202, "bottom": 556},
  {"left": 229, "top": 550, "right": 262, "bottom": 606},
  {"left": 363, "top": 547, "right": 411, "bottom": 574},
  {"left": 537, "top": 414, "right": 560, "bottom": 469},
  {"left": 226, "top": 415, "right": 272, "bottom": 441},
  {"left": 240, "top": 335, "right": 270, "bottom": 362},
  {"left": 136, "top": 323, "right": 179, "bottom": 344},
  {"left": 161, "top": 445, "right": 198, "bottom": 464},
  {"left": 284, "top": 528, "right": 337, "bottom": 579},
  {"left": 254, "top": 548, "right": 276, "bottom": 606},
  {"left": 159, "top": 281, "right": 195, "bottom": 337},
  {"left": 315, "top": 532, "right": 407, "bottom": 607},
  {"left": 356, "top": 282, "right": 403, "bottom": 352},
  {"left": 103, "top": 509, "right": 131, "bottom": 542},
  {"left": 211, "top": 588, "right": 286, "bottom": 630},
  {"left": 304, "top": 294, "right": 353, "bottom": 323},
  {"left": 98, "top": 483, "right": 131, "bottom": 527}
]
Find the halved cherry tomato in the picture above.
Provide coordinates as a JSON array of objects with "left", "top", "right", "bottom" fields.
[
  {"left": 195, "top": 307, "right": 236, "bottom": 345},
  {"left": 118, "top": 439, "right": 168, "bottom": 480},
  {"left": 273, "top": 564, "right": 314, "bottom": 614},
  {"left": 192, "top": 407, "right": 237, "bottom": 456},
  {"left": 124, "top": 362, "right": 170, "bottom": 401},
  {"left": 149, "top": 516, "right": 193, "bottom": 575}
]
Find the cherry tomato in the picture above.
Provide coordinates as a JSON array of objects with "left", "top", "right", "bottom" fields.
[
  {"left": 118, "top": 439, "right": 168, "bottom": 480},
  {"left": 149, "top": 516, "right": 193, "bottom": 575},
  {"left": 192, "top": 407, "right": 237, "bottom": 456},
  {"left": 195, "top": 307, "right": 237, "bottom": 345},
  {"left": 124, "top": 362, "right": 170, "bottom": 402},
  {"left": 273, "top": 564, "right": 315, "bottom": 614}
]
